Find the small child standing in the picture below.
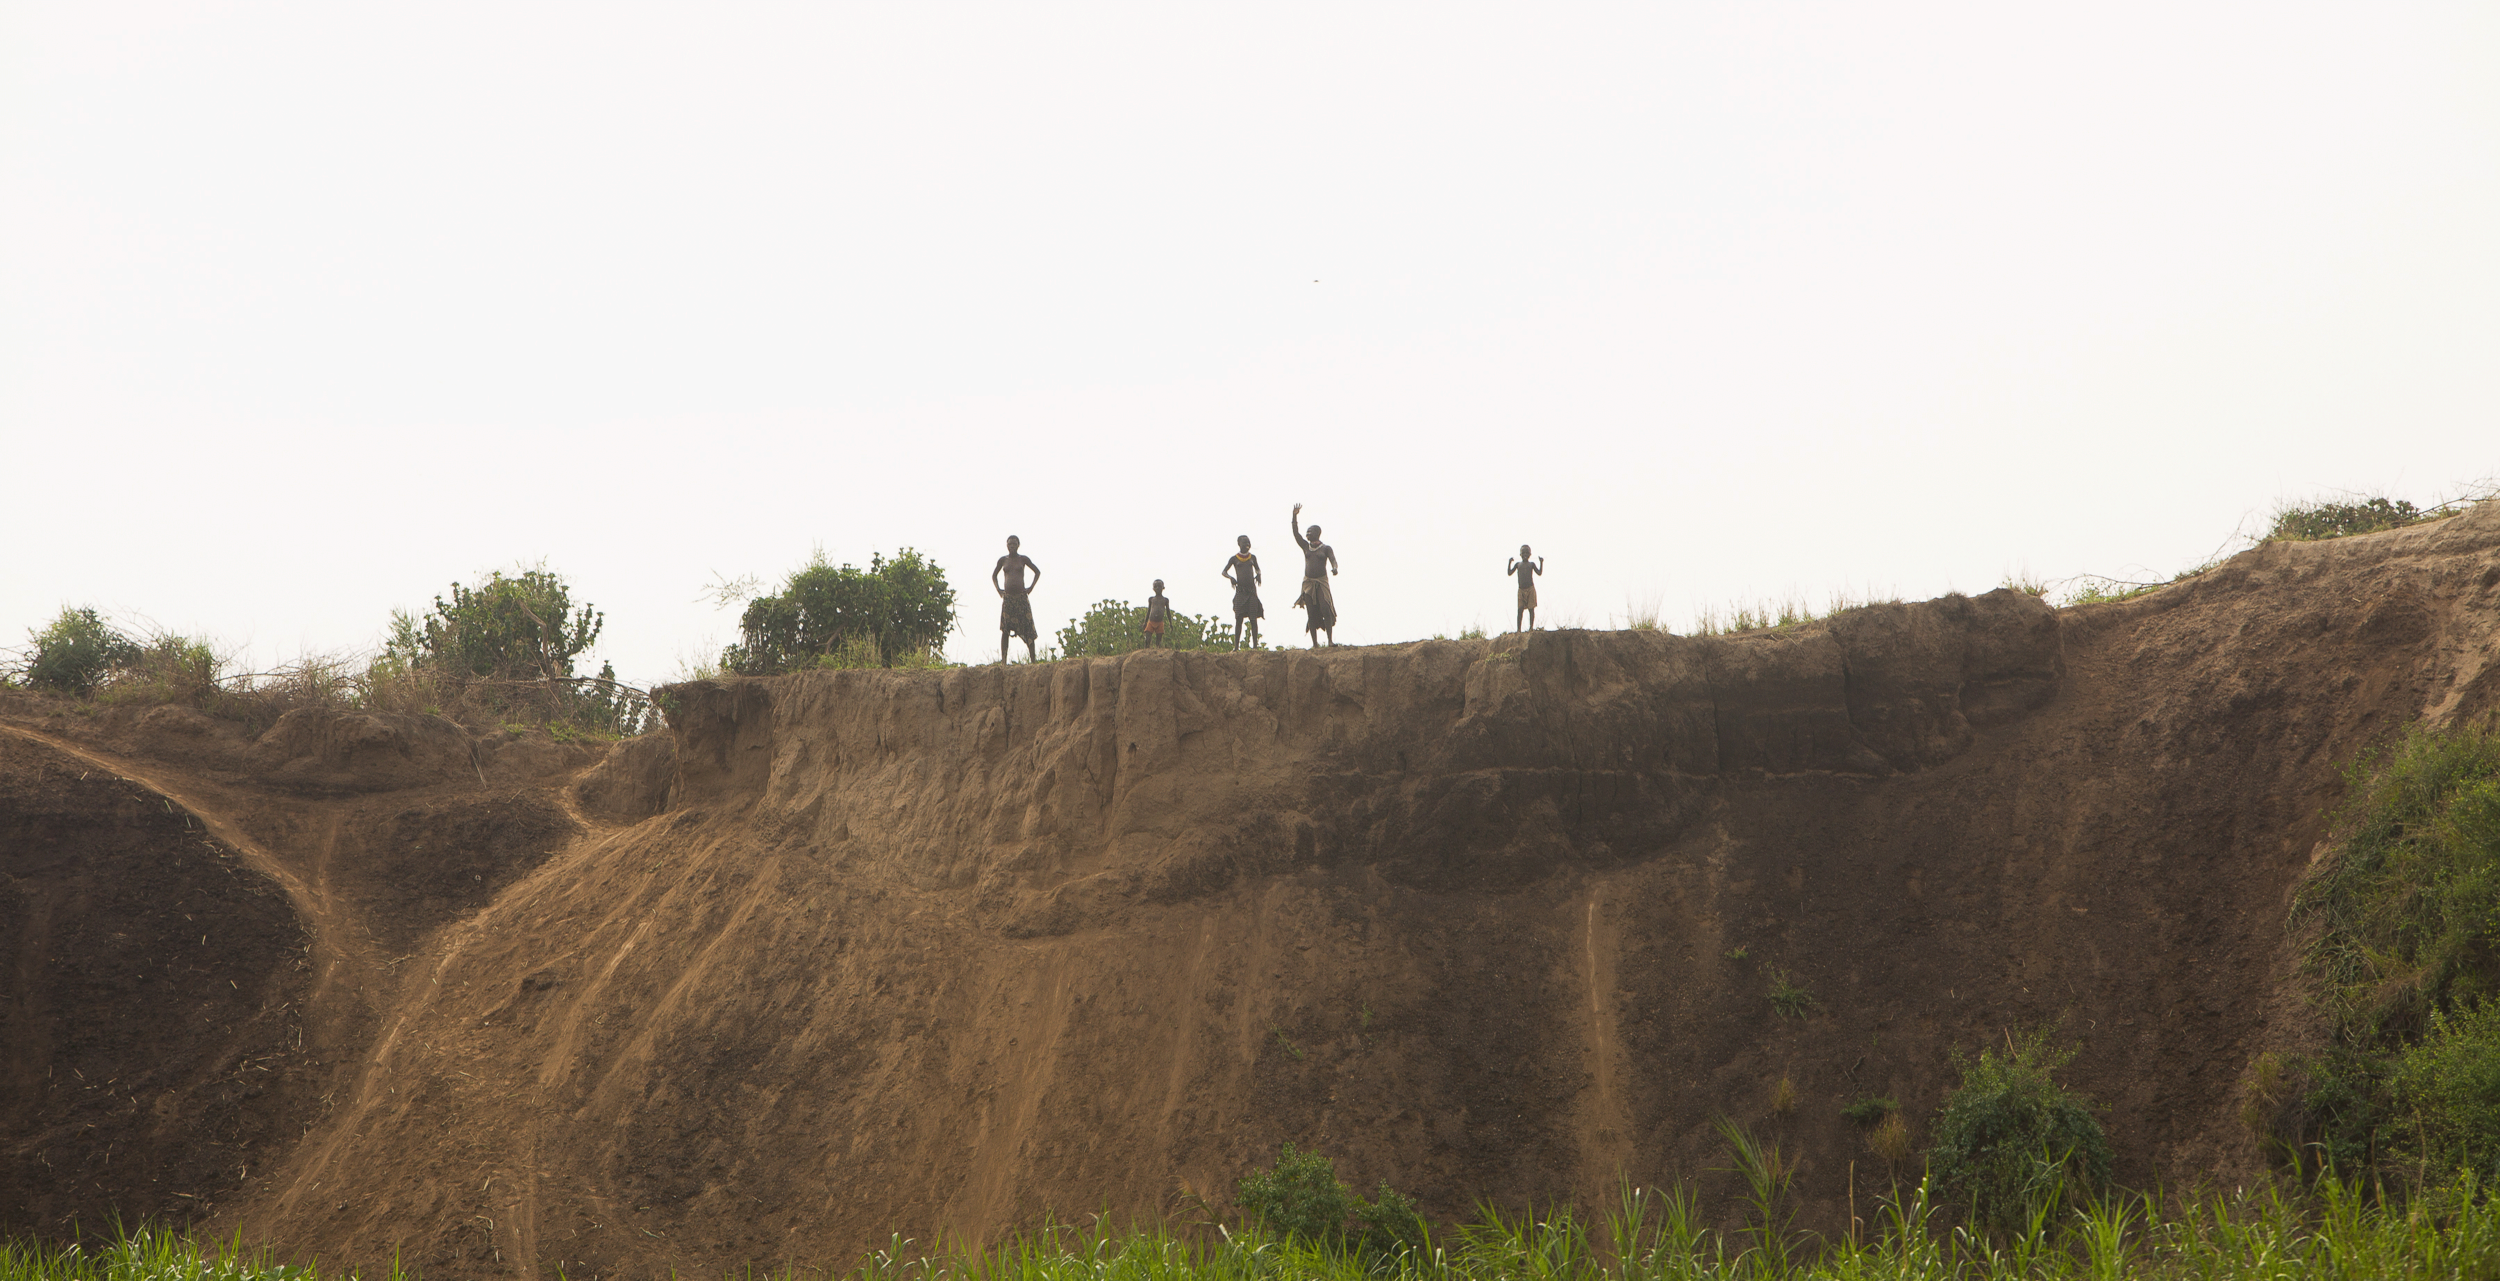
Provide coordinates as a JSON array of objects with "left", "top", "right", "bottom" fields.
[
  {"left": 1144, "top": 580, "right": 1171, "bottom": 647},
  {"left": 1508, "top": 545, "right": 1545, "bottom": 633}
]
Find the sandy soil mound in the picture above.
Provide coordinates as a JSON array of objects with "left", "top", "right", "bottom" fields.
[{"left": 6, "top": 504, "right": 2499, "bottom": 1278}]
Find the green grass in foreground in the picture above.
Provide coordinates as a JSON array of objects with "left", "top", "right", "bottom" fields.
[
  {"left": 0, "top": 1227, "right": 385, "bottom": 1281},
  {"left": 17, "top": 1177, "right": 2500, "bottom": 1281}
]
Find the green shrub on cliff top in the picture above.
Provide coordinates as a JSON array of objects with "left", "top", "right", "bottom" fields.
[
  {"left": 1054, "top": 598, "right": 1234, "bottom": 658},
  {"left": 724, "top": 549, "right": 957, "bottom": 674},
  {"left": 22, "top": 607, "right": 142, "bottom": 695},
  {"left": 2266, "top": 495, "right": 2429, "bottom": 542},
  {"left": 373, "top": 565, "right": 648, "bottom": 735}
]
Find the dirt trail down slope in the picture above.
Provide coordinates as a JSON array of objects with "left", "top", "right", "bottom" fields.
[{"left": 7, "top": 504, "right": 2500, "bottom": 1278}]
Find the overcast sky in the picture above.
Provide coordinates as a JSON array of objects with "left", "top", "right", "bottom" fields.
[{"left": 4, "top": 4, "right": 2495, "bottom": 684}]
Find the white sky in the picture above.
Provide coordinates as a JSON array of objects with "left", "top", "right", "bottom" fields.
[{"left": 4, "top": 4, "right": 2495, "bottom": 684}]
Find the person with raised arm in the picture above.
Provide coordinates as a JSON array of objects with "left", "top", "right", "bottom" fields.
[
  {"left": 1289, "top": 502, "right": 1339, "bottom": 647},
  {"left": 1509, "top": 544, "right": 1545, "bottom": 633}
]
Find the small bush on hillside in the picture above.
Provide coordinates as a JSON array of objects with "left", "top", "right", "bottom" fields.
[
  {"left": 1236, "top": 1143, "right": 1430, "bottom": 1259},
  {"left": 392, "top": 567, "right": 604, "bottom": 682},
  {"left": 22, "top": 607, "right": 142, "bottom": 695},
  {"left": 1868, "top": 1111, "right": 1915, "bottom": 1165},
  {"left": 1054, "top": 598, "right": 1240, "bottom": 658},
  {"left": 375, "top": 565, "right": 649, "bottom": 734},
  {"left": 2267, "top": 495, "right": 2428, "bottom": 542},
  {"left": 1766, "top": 967, "right": 1819, "bottom": 1018},
  {"left": 99, "top": 635, "right": 221, "bottom": 707},
  {"left": 1926, "top": 1027, "right": 2110, "bottom": 1231},
  {"left": 2063, "top": 579, "right": 2163, "bottom": 606},
  {"left": 724, "top": 549, "right": 957, "bottom": 674},
  {"left": 2390, "top": 999, "right": 2500, "bottom": 1182}
]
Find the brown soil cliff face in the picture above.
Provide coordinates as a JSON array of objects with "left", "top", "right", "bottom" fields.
[{"left": 6, "top": 506, "right": 2500, "bottom": 1278}]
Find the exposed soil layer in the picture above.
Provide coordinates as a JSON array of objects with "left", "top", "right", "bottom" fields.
[
  {"left": 0, "top": 733, "right": 307, "bottom": 1232},
  {"left": 6, "top": 505, "right": 2500, "bottom": 1279}
]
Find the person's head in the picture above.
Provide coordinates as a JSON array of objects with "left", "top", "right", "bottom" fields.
[
  {"left": 1520, "top": 543, "right": 1532, "bottom": 558},
  {"left": 1153, "top": 579, "right": 1165, "bottom": 593},
  {"left": 1006, "top": 534, "right": 1021, "bottom": 552},
  {"left": 1237, "top": 534, "right": 1251, "bottom": 551},
  {"left": 1306, "top": 525, "right": 1322, "bottom": 541}
]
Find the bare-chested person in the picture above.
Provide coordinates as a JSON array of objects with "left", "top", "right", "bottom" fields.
[
  {"left": 1144, "top": 580, "right": 1170, "bottom": 648},
  {"left": 1509, "top": 544, "right": 1545, "bottom": 633},
  {"left": 1289, "top": 502, "right": 1339, "bottom": 647},
  {"left": 1221, "top": 535, "right": 1263, "bottom": 649},
  {"left": 992, "top": 535, "right": 1042, "bottom": 663}
]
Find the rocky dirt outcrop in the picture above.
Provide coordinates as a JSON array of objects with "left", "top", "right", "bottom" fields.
[{"left": 5, "top": 502, "right": 2499, "bottom": 1280}]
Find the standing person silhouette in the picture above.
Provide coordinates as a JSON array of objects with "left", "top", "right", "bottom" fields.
[
  {"left": 1222, "top": 536, "right": 1264, "bottom": 649},
  {"left": 992, "top": 535, "right": 1042, "bottom": 663},
  {"left": 1509, "top": 545, "right": 1545, "bottom": 632},
  {"left": 1289, "top": 503, "right": 1339, "bottom": 647},
  {"left": 1144, "top": 580, "right": 1170, "bottom": 648}
]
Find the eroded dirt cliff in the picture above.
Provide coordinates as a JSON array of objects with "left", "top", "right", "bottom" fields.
[{"left": 7, "top": 503, "right": 2500, "bottom": 1278}]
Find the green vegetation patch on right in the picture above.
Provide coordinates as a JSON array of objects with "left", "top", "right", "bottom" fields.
[
  {"left": 2284, "top": 716, "right": 2500, "bottom": 1188},
  {"left": 2295, "top": 718, "right": 2500, "bottom": 1043}
]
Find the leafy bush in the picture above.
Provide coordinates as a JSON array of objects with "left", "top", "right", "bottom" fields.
[
  {"left": 2390, "top": 999, "right": 2500, "bottom": 1181},
  {"left": 375, "top": 566, "right": 649, "bottom": 734},
  {"left": 1843, "top": 1096, "right": 1900, "bottom": 1126},
  {"left": 1237, "top": 1143, "right": 1357, "bottom": 1246},
  {"left": 1926, "top": 1027, "right": 2110, "bottom": 1231},
  {"left": 1053, "top": 598, "right": 1236, "bottom": 659},
  {"left": 2267, "top": 496, "right": 2427, "bottom": 542},
  {"left": 1235, "top": 1143, "right": 1430, "bottom": 1259},
  {"left": 724, "top": 549, "right": 956, "bottom": 674},
  {"left": 392, "top": 568, "right": 604, "bottom": 682},
  {"left": 98, "top": 635, "right": 221, "bottom": 707},
  {"left": 22, "top": 607, "right": 142, "bottom": 695}
]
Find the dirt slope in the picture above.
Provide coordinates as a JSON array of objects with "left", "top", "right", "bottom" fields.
[{"left": 6, "top": 504, "right": 2500, "bottom": 1278}]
